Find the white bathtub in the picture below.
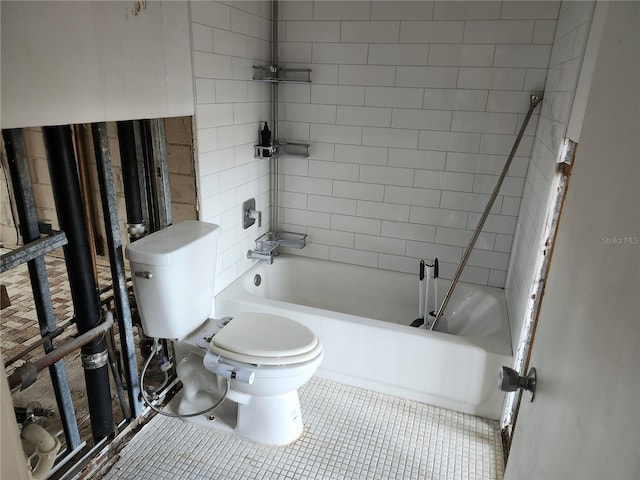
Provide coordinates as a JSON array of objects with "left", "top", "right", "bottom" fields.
[{"left": 215, "top": 255, "right": 512, "bottom": 420}]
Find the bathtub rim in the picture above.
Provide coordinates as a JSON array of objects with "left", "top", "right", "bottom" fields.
[{"left": 214, "top": 255, "right": 512, "bottom": 357}]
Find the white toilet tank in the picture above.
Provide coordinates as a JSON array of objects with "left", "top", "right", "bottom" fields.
[{"left": 125, "top": 221, "right": 219, "bottom": 340}]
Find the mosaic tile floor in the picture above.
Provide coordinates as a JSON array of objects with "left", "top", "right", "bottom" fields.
[
  {"left": 104, "top": 377, "right": 504, "bottom": 480},
  {"left": 1, "top": 247, "right": 117, "bottom": 369},
  {"left": 3, "top": 249, "right": 504, "bottom": 479}
]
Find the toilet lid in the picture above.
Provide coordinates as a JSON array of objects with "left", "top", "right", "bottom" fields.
[{"left": 209, "top": 313, "right": 321, "bottom": 366}]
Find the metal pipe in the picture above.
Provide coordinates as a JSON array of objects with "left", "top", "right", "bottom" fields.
[
  {"left": 8, "top": 313, "right": 115, "bottom": 391},
  {"left": 147, "top": 119, "right": 172, "bottom": 230},
  {"left": 138, "top": 121, "right": 157, "bottom": 232},
  {"left": 73, "top": 124, "right": 101, "bottom": 272},
  {"left": 116, "top": 121, "right": 146, "bottom": 239},
  {"left": 271, "top": 0, "right": 279, "bottom": 142},
  {"left": 430, "top": 95, "right": 543, "bottom": 331},
  {"left": 1, "top": 232, "right": 67, "bottom": 271},
  {"left": 105, "top": 329, "right": 132, "bottom": 420},
  {"left": 4, "top": 317, "right": 74, "bottom": 368},
  {"left": 3, "top": 128, "right": 82, "bottom": 450},
  {"left": 271, "top": 0, "right": 280, "bottom": 233},
  {"left": 92, "top": 121, "right": 142, "bottom": 418},
  {"left": 42, "top": 125, "right": 115, "bottom": 441}
]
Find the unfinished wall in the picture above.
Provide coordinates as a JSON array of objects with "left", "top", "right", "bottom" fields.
[
  {"left": 1, "top": 129, "right": 58, "bottom": 245},
  {"left": 166, "top": 117, "right": 198, "bottom": 223},
  {"left": 1, "top": 0, "right": 197, "bottom": 249},
  {"left": 0, "top": 118, "right": 197, "bottom": 253}
]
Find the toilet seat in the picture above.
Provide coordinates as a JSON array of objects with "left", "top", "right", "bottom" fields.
[{"left": 209, "top": 313, "right": 321, "bottom": 366}]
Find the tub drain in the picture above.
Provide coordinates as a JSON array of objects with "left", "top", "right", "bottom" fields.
[{"left": 254, "top": 274, "right": 262, "bottom": 286}]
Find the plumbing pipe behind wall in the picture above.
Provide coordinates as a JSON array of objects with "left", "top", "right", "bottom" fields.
[
  {"left": 116, "top": 121, "right": 145, "bottom": 239},
  {"left": 3, "top": 128, "right": 83, "bottom": 450},
  {"left": 42, "top": 125, "right": 114, "bottom": 442},
  {"left": 73, "top": 124, "right": 100, "bottom": 278},
  {"left": 8, "top": 313, "right": 115, "bottom": 392}
]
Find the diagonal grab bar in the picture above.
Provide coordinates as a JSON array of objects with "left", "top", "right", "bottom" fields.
[{"left": 430, "top": 94, "right": 543, "bottom": 331}]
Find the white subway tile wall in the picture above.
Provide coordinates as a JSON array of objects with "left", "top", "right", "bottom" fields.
[
  {"left": 505, "top": 1, "right": 594, "bottom": 353},
  {"left": 191, "top": 1, "right": 565, "bottom": 296},
  {"left": 272, "top": 1, "right": 561, "bottom": 288},
  {"left": 191, "top": 1, "right": 272, "bottom": 294}
]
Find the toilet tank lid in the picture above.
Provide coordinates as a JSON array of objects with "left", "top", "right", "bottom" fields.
[{"left": 125, "top": 221, "right": 219, "bottom": 266}]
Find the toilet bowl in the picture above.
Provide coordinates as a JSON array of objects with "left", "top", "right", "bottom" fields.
[{"left": 125, "top": 221, "right": 322, "bottom": 446}]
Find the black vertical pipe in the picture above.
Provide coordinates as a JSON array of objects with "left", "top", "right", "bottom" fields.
[
  {"left": 42, "top": 125, "right": 114, "bottom": 441},
  {"left": 116, "top": 121, "right": 144, "bottom": 227}
]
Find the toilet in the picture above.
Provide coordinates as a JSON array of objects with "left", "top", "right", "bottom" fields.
[{"left": 125, "top": 220, "right": 323, "bottom": 445}]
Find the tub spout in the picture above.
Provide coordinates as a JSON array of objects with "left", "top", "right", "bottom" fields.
[{"left": 247, "top": 249, "right": 273, "bottom": 264}]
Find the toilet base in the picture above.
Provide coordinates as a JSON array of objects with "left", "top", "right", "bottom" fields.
[
  {"left": 236, "top": 391, "right": 304, "bottom": 445},
  {"left": 171, "top": 322, "right": 319, "bottom": 446},
  {"left": 172, "top": 383, "right": 304, "bottom": 446}
]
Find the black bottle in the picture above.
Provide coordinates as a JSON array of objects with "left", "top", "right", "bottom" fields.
[{"left": 261, "top": 122, "right": 272, "bottom": 157}]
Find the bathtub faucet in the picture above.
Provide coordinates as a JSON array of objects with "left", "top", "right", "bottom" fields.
[{"left": 247, "top": 249, "right": 274, "bottom": 264}]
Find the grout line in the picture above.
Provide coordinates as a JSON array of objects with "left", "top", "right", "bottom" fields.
[{"left": 102, "top": 376, "right": 505, "bottom": 480}]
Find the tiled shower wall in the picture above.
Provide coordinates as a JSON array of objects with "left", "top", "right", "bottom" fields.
[
  {"left": 190, "top": 1, "right": 564, "bottom": 294},
  {"left": 190, "top": 1, "right": 273, "bottom": 294},
  {"left": 273, "top": 1, "right": 560, "bottom": 287},
  {"left": 505, "top": 1, "right": 594, "bottom": 352}
]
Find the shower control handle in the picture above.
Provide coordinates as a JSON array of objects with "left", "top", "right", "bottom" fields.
[
  {"left": 247, "top": 208, "right": 262, "bottom": 227},
  {"left": 242, "top": 198, "right": 262, "bottom": 229},
  {"left": 134, "top": 271, "right": 153, "bottom": 280}
]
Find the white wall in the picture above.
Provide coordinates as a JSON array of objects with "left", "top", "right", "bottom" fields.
[
  {"left": 190, "top": 1, "right": 273, "bottom": 294},
  {"left": 505, "top": 1, "right": 595, "bottom": 353},
  {"left": 1, "top": 1, "right": 193, "bottom": 128},
  {"left": 504, "top": 2, "right": 640, "bottom": 478},
  {"left": 266, "top": 0, "right": 560, "bottom": 288}
]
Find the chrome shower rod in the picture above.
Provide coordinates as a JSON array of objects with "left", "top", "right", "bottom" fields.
[{"left": 430, "top": 94, "right": 543, "bottom": 331}]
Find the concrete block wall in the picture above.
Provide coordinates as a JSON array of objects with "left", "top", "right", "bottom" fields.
[
  {"left": 1, "top": 128, "right": 61, "bottom": 246},
  {"left": 165, "top": 117, "right": 199, "bottom": 223}
]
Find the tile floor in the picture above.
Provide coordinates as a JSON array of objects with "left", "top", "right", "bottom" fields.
[
  {"left": 1, "top": 248, "right": 74, "bottom": 364},
  {"left": 2, "top": 249, "right": 504, "bottom": 479},
  {"left": 104, "top": 377, "right": 504, "bottom": 480},
  {"left": 1, "top": 247, "right": 115, "bottom": 368}
]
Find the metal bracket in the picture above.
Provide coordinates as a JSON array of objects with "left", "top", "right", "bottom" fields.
[{"left": 81, "top": 351, "right": 109, "bottom": 371}]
